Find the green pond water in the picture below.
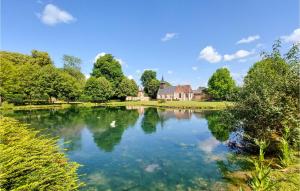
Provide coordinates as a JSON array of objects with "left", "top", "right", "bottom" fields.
[{"left": 5, "top": 106, "right": 244, "bottom": 191}]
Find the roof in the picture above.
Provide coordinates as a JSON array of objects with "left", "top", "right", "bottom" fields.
[
  {"left": 157, "top": 85, "right": 192, "bottom": 95},
  {"left": 175, "top": 85, "right": 192, "bottom": 93},
  {"left": 157, "top": 86, "right": 176, "bottom": 95}
]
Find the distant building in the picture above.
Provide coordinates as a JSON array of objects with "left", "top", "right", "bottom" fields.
[
  {"left": 126, "top": 87, "right": 150, "bottom": 101},
  {"left": 157, "top": 77, "right": 193, "bottom": 100},
  {"left": 192, "top": 87, "right": 209, "bottom": 101}
]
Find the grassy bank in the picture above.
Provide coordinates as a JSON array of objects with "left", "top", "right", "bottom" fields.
[
  {"left": 100, "top": 100, "right": 232, "bottom": 110},
  {"left": 227, "top": 157, "right": 300, "bottom": 191},
  {"left": 0, "top": 101, "right": 232, "bottom": 111}
]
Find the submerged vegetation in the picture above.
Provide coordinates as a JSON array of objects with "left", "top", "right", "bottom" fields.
[{"left": 0, "top": 117, "right": 82, "bottom": 190}]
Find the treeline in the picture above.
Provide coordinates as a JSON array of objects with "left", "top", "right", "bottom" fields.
[{"left": 0, "top": 51, "right": 139, "bottom": 105}]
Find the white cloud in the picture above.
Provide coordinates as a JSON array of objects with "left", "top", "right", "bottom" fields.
[
  {"left": 94, "top": 52, "right": 106, "bottom": 63},
  {"left": 161, "top": 33, "right": 179, "bottom": 42},
  {"left": 38, "top": 4, "right": 75, "bottom": 26},
  {"left": 236, "top": 35, "right": 260, "bottom": 44},
  {"left": 94, "top": 52, "right": 127, "bottom": 67},
  {"left": 281, "top": 28, "right": 300, "bottom": 43},
  {"left": 167, "top": 70, "right": 173, "bottom": 74},
  {"left": 128, "top": 75, "right": 133, "bottom": 80},
  {"left": 224, "top": 50, "right": 252, "bottom": 61},
  {"left": 144, "top": 68, "right": 158, "bottom": 71},
  {"left": 192, "top": 66, "right": 198, "bottom": 71},
  {"left": 198, "top": 46, "right": 222, "bottom": 63},
  {"left": 136, "top": 69, "right": 141, "bottom": 74}
]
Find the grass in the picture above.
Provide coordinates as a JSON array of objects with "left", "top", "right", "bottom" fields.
[
  {"left": 100, "top": 100, "right": 233, "bottom": 110},
  {"left": 0, "top": 101, "right": 232, "bottom": 111}
]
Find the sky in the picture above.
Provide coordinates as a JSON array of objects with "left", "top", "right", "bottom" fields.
[{"left": 1, "top": 0, "right": 300, "bottom": 89}]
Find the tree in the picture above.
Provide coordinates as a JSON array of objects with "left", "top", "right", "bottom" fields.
[
  {"left": 31, "top": 50, "right": 53, "bottom": 66},
  {"left": 232, "top": 42, "right": 300, "bottom": 150},
  {"left": 0, "top": 117, "right": 81, "bottom": 190},
  {"left": 140, "top": 70, "right": 156, "bottom": 91},
  {"left": 62, "top": 55, "right": 85, "bottom": 87},
  {"left": 208, "top": 68, "right": 236, "bottom": 100},
  {"left": 116, "top": 77, "right": 139, "bottom": 100},
  {"left": 147, "top": 79, "right": 160, "bottom": 99},
  {"left": 63, "top": 55, "right": 82, "bottom": 70},
  {"left": 84, "top": 77, "right": 113, "bottom": 102},
  {"left": 91, "top": 54, "right": 124, "bottom": 88}
]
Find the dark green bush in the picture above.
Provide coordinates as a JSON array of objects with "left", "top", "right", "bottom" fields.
[{"left": 0, "top": 117, "right": 82, "bottom": 190}]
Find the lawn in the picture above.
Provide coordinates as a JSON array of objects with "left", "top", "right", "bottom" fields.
[{"left": 101, "top": 100, "right": 233, "bottom": 110}]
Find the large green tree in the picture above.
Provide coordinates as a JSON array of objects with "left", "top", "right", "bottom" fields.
[
  {"left": 147, "top": 79, "right": 160, "bottom": 99},
  {"left": 208, "top": 68, "right": 236, "bottom": 100},
  {"left": 84, "top": 77, "right": 113, "bottom": 102},
  {"left": 62, "top": 55, "right": 85, "bottom": 88},
  {"left": 91, "top": 54, "right": 124, "bottom": 88},
  {"left": 140, "top": 70, "right": 160, "bottom": 98},
  {"left": 116, "top": 77, "right": 139, "bottom": 100}
]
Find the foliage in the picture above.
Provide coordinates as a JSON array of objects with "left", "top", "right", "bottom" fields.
[
  {"left": 208, "top": 67, "right": 237, "bottom": 100},
  {"left": 147, "top": 78, "right": 160, "bottom": 99},
  {"left": 91, "top": 54, "right": 124, "bottom": 88},
  {"left": 231, "top": 42, "right": 300, "bottom": 150},
  {"left": 141, "top": 108, "right": 161, "bottom": 134},
  {"left": 140, "top": 70, "right": 158, "bottom": 97},
  {"left": 30, "top": 49, "right": 53, "bottom": 66},
  {"left": 0, "top": 50, "right": 83, "bottom": 104},
  {"left": 249, "top": 140, "right": 274, "bottom": 191},
  {"left": 63, "top": 54, "right": 85, "bottom": 87},
  {"left": 0, "top": 117, "right": 81, "bottom": 190},
  {"left": 84, "top": 77, "right": 113, "bottom": 102},
  {"left": 116, "top": 77, "right": 139, "bottom": 100}
]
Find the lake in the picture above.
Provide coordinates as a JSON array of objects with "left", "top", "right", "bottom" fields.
[{"left": 5, "top": 106, "right": 241, "bottom": 191}]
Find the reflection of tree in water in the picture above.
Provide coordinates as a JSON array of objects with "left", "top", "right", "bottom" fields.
[
  {"left": 205, "top": 111, "right": 232, "bottom": 142},
  {"left": 85, "top": 107, "right": 139, "bottom": 152},
  {"left": 141, "top": 108, "right": 162, "bottom": 134}
]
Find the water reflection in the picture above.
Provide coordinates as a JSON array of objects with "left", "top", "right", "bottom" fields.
[{"left": 4, "top": 106, "right": 236, "bottom": 190}]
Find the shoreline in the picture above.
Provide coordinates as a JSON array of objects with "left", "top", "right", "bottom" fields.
[{"left": 0, "top": 101, "right": 233, "bottom": 111}]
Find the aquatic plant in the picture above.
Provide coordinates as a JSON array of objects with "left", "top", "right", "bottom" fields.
[{"left": 0, "top": 117, "right": 82, "bottom": 190}]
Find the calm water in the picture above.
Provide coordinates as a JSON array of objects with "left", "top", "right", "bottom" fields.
[{"left": 5, "top": 106, "right": 240, "bottom": 191}]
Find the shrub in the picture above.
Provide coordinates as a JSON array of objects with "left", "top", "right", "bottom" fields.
[
  {"left": 0, "top": 117, "right": 82, "bottom": 190},
  {"left": 279, "top": 127, "right": 293, "bottom": 167},
  {"left": 1, "top": 101, "right": 14, "bottom": 110}
]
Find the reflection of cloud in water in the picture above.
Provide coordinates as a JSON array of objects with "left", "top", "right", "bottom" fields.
[
  {"left": 87, "top": 172, "right": 109, "bottom": 186},
  {"left": 198, "top": 137, "right": 220, "bottom": 153},
  {"left": 198, "top": 137, "right": 225, "bottom": 163},
  {"left": 144, "top": 164, "right": 160, "bottom": 173}
]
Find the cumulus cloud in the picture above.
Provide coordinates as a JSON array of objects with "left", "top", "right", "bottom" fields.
[
  {"left": 38, "top": 4, "right": 75, "bottom": 26},
  {"left": 94, "top": 52, "right": 127, "bottom": 67},
  {"left": 192, "top": 66, "right": 198, "bottom": 71},
  {"left": 127, "top": 75, "right": 133, "bottom": 80},
  {"left": 281, "top": 28, "right": 300, "bottom": 43},
  {"left": 94, "top": 52, "right": 107, "bottom": 63},
  {"left": 198, "top": 46, "right": 222, "bottom": 63},
  {"left": 167, "top": 70, "right": 173, "bottom": 74},
  {"left": 224, "top": 50, "right": 252, "bottom": 61},
  {"left": 161, "top": 33, "right": 179, "bottom": 42},
  {"left": 236, "top": 35, "right": 260, "bottom": 44}
]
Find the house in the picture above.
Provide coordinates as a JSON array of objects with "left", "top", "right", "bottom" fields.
[
  {"left": 157, "top": 77, "right": 193, "bottom": 100},
  {"left": 192, "top": 87, "right": 209, "bottom": 101},
  {"left": 126, "top": 88, "right": 150, "bottom": 101}
]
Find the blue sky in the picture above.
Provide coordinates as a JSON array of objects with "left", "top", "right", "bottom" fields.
[{"left": 1, "top": 0, "right": 299, "bottom": 88}]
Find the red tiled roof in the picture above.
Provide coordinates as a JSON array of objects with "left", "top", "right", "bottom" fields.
[{"left": 175, "top": 85, "right": 192, "bottom": 93}]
